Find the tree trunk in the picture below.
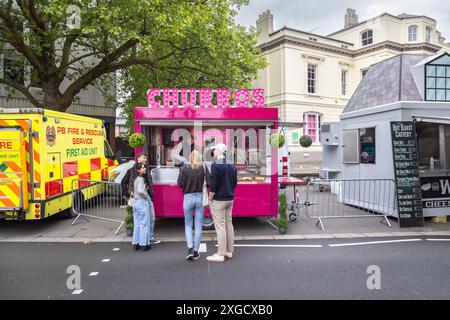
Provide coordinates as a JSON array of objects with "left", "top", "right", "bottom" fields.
[{"left": 42, "top": 80, "right": 70, "bottom": 112}]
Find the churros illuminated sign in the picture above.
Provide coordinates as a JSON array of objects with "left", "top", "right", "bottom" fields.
[{"left": 147, "top": 88, "right": 265, "bottom": 108}]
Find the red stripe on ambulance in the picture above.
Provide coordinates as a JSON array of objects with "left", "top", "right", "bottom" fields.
[
  {"left": 90, "top": 158, "right": 101, "bottom": 171},
  {"left": 45, "top": 180, "right": 63, "bottom": 198},
  {"left": 63, "top": 162, "right": 78, "bottom": 178}
]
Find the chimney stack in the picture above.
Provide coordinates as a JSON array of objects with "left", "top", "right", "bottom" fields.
[
  {"left": 256, "top": 10, "right": 274, "bottom": 39},
  {"left": 345, "top": 8, "right": 358, "bottom": 28}
]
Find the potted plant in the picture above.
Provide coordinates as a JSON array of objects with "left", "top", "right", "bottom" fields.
[
  {"left": 128, "top": 132, "right": 146, "bottom": 148},
  {"left": 278, "top": 191, "right": 288, "bottom": 234},
  {"left": 299, "top": 134, "right": 312, "bottom": 148},
  {"left": 125, "top": 205, "right": 134, "bottom": 236},
  {"left": 269, "top": 132, "right": 285, "bottom": 148}
]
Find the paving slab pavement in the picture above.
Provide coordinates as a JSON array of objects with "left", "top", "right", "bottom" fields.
[{"left": 1, "top": 185, "right": 450, "bottom": 242}]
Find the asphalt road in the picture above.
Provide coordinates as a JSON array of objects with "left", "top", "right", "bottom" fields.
[{"left": 1, "top": 237, "right": 450, "bottom": 300}]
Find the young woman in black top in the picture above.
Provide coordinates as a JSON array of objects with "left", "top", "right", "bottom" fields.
[{"left": 177, "top": 150, "right": 210, "bottom": 260}]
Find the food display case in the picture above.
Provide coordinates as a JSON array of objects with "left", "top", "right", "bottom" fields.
[{"left": 133, "top": 104, "right": 279, "bottom": 219}]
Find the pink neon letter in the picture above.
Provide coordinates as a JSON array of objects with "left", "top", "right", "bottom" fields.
[
  {"left": 251, "top": 88, "right": 265, "bottom": 108},
  {"left": 181, "top": 88, "right": 196, "bottom": 108},
  {"left": 147, "top": 88, "right": 161, "bottom": 108},
  {"left": 199, "top": 88, "right": 213, "bottom": 108},
  {"left": 233, "top": 89, "right": 250, "bottom": 108},
  {"left": 216, "top": 89, "right": 231, "bottom": 108},
  {"left": 163, "top": 88, "right": 179, "bottom": 108}
]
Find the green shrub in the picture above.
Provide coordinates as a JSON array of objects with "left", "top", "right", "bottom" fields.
[
  {"left": 128, "top": 133, "right": 146, "bottom": 148},
  {"left": 125, "top": 205, "right": 133, "bottom": 230},
  {"left": 299, "top": 135, "right": 312, "bottom": 148},
  {"left": 278, "top": 192, "right": 288, "bottom": 229}
]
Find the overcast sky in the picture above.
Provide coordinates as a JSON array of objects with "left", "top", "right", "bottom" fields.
[{"left": 236, "top": 0, "right": 450, "bottom": 39}]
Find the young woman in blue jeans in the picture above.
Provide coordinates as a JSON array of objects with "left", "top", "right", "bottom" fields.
[
  {"left": 130, "top": 163, "right": 153, "bottom": 251},
  {"left": 177, "top": 150, "right": 210, "bottom": 260}
]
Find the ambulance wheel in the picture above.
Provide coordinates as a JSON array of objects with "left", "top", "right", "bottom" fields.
[
  {"left": 62, "top": 208, "right": 76, "bottom": 219},
  {"left": 202, "top": 216, "right": 215, "bottom": 230},
  {"left": 289, "top": 213, "right": 297, "bottom": 222}
]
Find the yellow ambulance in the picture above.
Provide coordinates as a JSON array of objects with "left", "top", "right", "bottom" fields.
[{"left": 0, "top": 108, "right": 117, "bottom": 220}]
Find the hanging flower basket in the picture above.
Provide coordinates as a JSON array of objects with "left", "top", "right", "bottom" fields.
[
  {"left": 269, "top": 133, "right": 285, "bottom": 148},
  {"left": 128, "top": 133, "right": 146, "bottom": 148},
  {"left": 299, "top": 135, "right": 312, "bottom": 148}
]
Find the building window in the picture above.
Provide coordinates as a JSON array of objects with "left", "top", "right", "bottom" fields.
[
  {"left": 416, "top": 122, "right": 450, "bottom": 170},
  {"left": 416, "top": 122, "right": 440, "bottom": 168},
  {"left": 408, "top": 25, "right": 418, "bottom": 42},
  {"left": 426, "top": 64, "right": 450, "bottom": 102},
  {"left": 360, "top": 128, "right": 376, "bottom": 164},
  {"left": 343, "top": 128, "right": 376, "bottom": 164},
  {"left": 341, "top": 69, "right": 348, "bottom": 95},
  {"left": 30, "top": 67, "right": 43, "bottom": 88},
  {"left": 425, "top": 26, "right": 432, "bottom": 43},
  {"left": 291, "top": 131, "right": 299, "bottom": 144},
  {"left": 303, "top": 113, "right": 321, "bottom": 143},
  {"left": 3, "top": 58, "right": 25, "bottom": 86},
  {"left": 307, "top": 64, "right": 317, "bottom": 94},
  {"left": 361, "top": 30, "right": 373, "bottom": 46}
]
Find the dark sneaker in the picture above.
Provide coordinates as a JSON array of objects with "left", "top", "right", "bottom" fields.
[
  {"left": 150, "top": 238, "right": 161, "bottom": 244},
  {"left": 186, "top": 248, "right": 194, "bottom": 260},
  {"left": 143, "top": 245, "right": 151, "bottom": 251},
  {"left": 133, "top": 244, "right": 140, "bottom": 251},
  {"left": 193, "top": 251, "right": 200, "bottom": 260}
]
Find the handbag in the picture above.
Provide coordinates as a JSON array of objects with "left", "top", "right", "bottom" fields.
[
  {"left": 128, "top": 192, "right": 135, "bottom": 207},
  {"left": 202, "top": 165, "right": 209, "bottom": 207}
]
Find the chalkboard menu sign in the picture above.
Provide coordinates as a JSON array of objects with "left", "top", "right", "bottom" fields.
[{"left": 390, "top": 121, "right": 424, "bottom": 227}]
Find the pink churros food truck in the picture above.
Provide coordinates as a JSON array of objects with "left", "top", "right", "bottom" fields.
[{"left": 133, "top": 88, "right": 279, "bottom": 226}]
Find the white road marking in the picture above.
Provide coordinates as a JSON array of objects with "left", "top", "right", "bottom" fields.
[
  {"left": 425, "top": 238, "right": 450, "bottom": 242},
  {"left": 217, "top": 244, "right": 322, "bottom": 248},
  {"left": 72, "top": 290, "right": 83, "bottom": 295},
  {"left": 199, "top": 243, "right": 207, "bottom": 253},
  {"left": 102, "top": 259, "right": 110, "bottom": 263},
  {"left": 113, "top": 248, "right": 120, "bottom": 251},
  {"left": 329, "top": 239, "right": 423, "bottom": 247},
  {"left": 89, "top": 272, "right": 99, "bottom": 276}
]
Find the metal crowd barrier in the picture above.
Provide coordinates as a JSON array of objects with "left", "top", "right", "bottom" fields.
[
  {"left": 305, "top": 179, "right": 397, "bottom": 231},
  {"left": 71, "top": 179, "right": 128, "bottom": 235}
]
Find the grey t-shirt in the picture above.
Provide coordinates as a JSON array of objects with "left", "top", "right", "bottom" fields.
[{"left": 133, "top": 176, "right": 151, "bottom": 202}]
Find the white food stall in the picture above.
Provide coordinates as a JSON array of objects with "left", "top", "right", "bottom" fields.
[{"left": 321, "top": 52, "right": 450, "bottom": 223}]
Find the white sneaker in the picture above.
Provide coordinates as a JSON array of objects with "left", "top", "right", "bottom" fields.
[
  {"left": 224, "top": 252, "right": 233, "bottom": 259},
  {"left": 206, "top": 253, "right": 225, "bottom": 263}
]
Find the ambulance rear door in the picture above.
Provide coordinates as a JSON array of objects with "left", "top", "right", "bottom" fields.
[{"left": 0, "top": 126, "right": 29, "bottom": 214}]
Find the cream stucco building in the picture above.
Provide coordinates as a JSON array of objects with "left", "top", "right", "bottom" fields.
[{"left": 255, "top": 8, "right": 450, "bottom": 174}]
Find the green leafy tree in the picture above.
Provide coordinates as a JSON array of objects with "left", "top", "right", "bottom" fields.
[
  {"left": 118, "top": 1, "right": 266, "bottom": 131},
  {"left": 0, "top": 0, "right": 266, "bottom": 113}
]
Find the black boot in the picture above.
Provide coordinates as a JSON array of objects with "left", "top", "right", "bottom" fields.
[{"left": 133, "top": 244, "right": 140, "bottom": 251}]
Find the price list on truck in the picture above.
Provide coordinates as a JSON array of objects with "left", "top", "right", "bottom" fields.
[{"left": 390, "top": 121, "right": 424, "bottom": 227}]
